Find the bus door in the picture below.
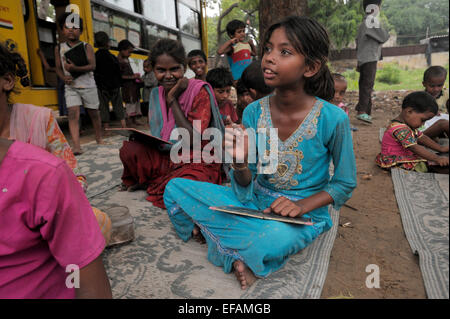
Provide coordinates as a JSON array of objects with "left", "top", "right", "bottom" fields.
[{"left": 0, "top": 0, "right": 30, "bottom": 85}]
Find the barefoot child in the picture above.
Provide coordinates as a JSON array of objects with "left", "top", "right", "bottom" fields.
[
  {"left": 376, "top": 91, "right": 449, "bottom": 174},
  {"left": 119, "top": 39, "right": 224, "bottom": 208},
  {"left": 117, "top": 39, "right": 142, "bottom": 126},
  {"left": 206, "top": 67, "right": 238, "bottom": 124},
  {"left": 141, "top": 58, "right": 158, "bottom": 125},
  {"left": 94, "top": 31, "right": 126, "bottom": 132},
  {"left": 55, "top": 12, "right": 104, "bottom": 154},
  {"left": 187, "top": 49, "right": 208, "bottom": 81},
  {"left": 164, "top": 16, "right": 357, "bottom": 290}
]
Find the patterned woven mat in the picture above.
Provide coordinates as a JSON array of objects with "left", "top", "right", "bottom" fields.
[
  {"left": 78, "top": 135, "right": 339, "bottom": 299},
  {"left": 391, "top": 168, "right": 449, "bottom": 299}
]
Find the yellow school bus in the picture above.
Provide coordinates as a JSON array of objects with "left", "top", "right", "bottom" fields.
[{"left": 0, "top": 0, "right": 208, "bottom": 112}]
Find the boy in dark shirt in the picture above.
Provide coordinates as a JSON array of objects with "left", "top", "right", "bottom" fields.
[
  {"left": 94, "top": 31, "right": 126, "bottom": 131},
  {"left": 206, "top": 67, "right": 238, "bottom": 124}
]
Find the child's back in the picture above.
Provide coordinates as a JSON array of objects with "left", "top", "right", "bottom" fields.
[
  {"left": 0, "top": 140, "right": 107, "bottom": 298},
  {"left": 94, "top": 47, "right": 121, "bottom": 91}
]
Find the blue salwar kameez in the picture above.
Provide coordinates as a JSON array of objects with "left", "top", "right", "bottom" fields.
[{"left": 163, "top": 96, "right": 357, "bottom": 278}]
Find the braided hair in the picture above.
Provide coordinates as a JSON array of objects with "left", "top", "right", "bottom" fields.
[{"left": 0, "top": 43, "right": 30, "bottom": 99}]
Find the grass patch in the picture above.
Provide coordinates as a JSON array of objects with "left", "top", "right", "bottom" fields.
[{"left": 342, "top": 63, "right": 449, "bottom": 92}]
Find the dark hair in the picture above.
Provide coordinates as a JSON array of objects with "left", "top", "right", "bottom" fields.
[
  {"left": 241, "top": 60, "right": 274, "bottom": 95},
  {"left": 402, "top": 91, "right": 438, "bottom": 114},
  {"left": 149, "top": 38, "right": 186, "bottom": 68},
  {"left": 423, "top": 66, "right": 447, "bottom": 82},
  {"left": 206, "top": 67, "right": 233, "bottom": 89},
  {"left": 263, "top": 16, "right": 334, "bottom": 101},
  {"left": 0, "top": 43, "right": 30, "bottom": 99},
  {"left": 236, "top": 78, "right": 249, "bottom": 95},
  {"left": 94, "top": 31, "right": 109, "bottom": 48},
  {"left": 187, "top": 49, "right": 207, "bottom": 63},
  {"left": 363, "top": 0, "right": 382, "bottom": 11},
  {"left": 118, "top": 39, "right": 135, "bottom": 52},
  {"left": 58, "top": 12, "right": 83, "bottom": 33},
  {"left": 226, "top": 19, "right": 246, "bottom": 38},
  {"left": 332, "top": 73, "right": 346, "bottom": 82}
]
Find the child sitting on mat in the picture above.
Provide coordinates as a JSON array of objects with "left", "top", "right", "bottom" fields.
[{"left": 376, "top": 91, "right": 449, "bottom": 174}]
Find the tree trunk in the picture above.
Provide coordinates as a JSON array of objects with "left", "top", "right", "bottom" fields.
[{"left": 258, "top": 0, "right": 308, "bottom": 53}]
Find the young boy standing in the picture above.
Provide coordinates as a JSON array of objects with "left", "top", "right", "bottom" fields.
[
  {"left": 206, "top": 67, "right": 238, "bottom": 124},
  {"left": 94, "top": 31, "right": 126, "bottom": 132},
  {"left": 141, "top": 59, "right": 158, "bottom": 124},
  {"left": 55, "top": 13, "right": 104, "bottom": 154},
  {"left": 217, "top": 19, "right": 256, "bottom": 82},
  {"left": 355, "top": 0, "right": 390, "bottom": 124},
  {"left": 117, "top": 40, "right": 142, "bottom": 126}
]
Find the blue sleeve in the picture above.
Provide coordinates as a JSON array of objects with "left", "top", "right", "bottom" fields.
[
  {"left": 230, "top": 101, "right": 259, "bottom": 203},
  {"left": 323, "top": 114, "right": 357, "bottom": 210}
]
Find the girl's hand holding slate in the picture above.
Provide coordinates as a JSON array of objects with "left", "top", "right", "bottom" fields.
[{"left": 264, "top": 197, "right": 304, "bottom": 218}]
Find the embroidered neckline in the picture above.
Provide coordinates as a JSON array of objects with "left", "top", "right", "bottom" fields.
[{"left": 262, "top": 96, "right": 322, "bottom": 147}]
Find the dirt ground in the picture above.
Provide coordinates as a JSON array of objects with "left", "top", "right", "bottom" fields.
[{"left": 60, "top": 89, "right": 427, "bottom": 299}]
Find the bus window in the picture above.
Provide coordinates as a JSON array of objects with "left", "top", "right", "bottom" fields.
[
  {"left": 92, "top": 3, "right": 142, "bottom": 50},
  {"left": 36, "top": 0, "right": 56, "bottom": 22},
  {"left": 178, "top": 2, "right": 200, "bottom": 37},
  {"left": 179, "top": 0, "right": 199, "bottom": 11},
  {"left": 145, "top": 23, "right": 178, "bottom": 49},
  {"left": 180, "top": 34, "right": 201, "bottom": 54},
  {"left": 112, "top": 26, "right": 126, "bottom": 46},
  {"left": 104, "top": 0, "right": 135, "bottom": 13},
  {"left": 92, "top": 7, "right": 111, "bottom": 43},
  {"left": 142, "top": 0, "right": 176, "bottom": 29}
]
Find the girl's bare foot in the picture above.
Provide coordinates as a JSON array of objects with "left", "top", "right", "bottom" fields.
[
  {"left": 233, "top": 260, "right": 256, "bottom": 290},
  {"left": 73, "top": 149, "right": 84, "bottom": 156},
  {"left": 127, "top": 183, "right": 147, "bottom": 192},
  {"left": 192, "top": 225, "right": 206, "bottom": 244}
]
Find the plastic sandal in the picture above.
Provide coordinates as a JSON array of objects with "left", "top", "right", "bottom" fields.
[{"left": 356, "top": 113, "right": 372, "bottom": 123}]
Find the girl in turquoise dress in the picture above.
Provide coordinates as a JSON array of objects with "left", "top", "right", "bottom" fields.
[{"left": 163, "top": 16, "right": 357, "bottom": 289}]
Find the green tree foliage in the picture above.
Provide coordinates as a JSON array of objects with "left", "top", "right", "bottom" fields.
[
  {"left": 308, "top": 0, "right": 363, "bottom": 49},
  {"left": 382, "top": 0, "right": 449, "bottom": 45},
  {"left": 205, "top": 0, "right": 259, "bottom": 55}
]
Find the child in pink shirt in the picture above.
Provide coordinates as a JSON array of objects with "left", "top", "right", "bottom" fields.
[
  {"left": 376, "top": 91, "right": 449, "bottom": 174},
  {"left": 0, "top": 139, "right": 111, "bottom": 298}
]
